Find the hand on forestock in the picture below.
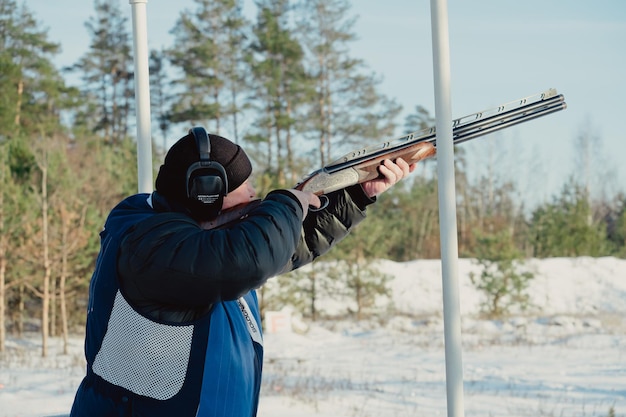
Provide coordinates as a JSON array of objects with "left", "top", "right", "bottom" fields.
[
  {"left": 361, "top": 158, "right": 416, "bottom": 198},
  {"left": 284, "top": 189, "right": 321, "bottom": 219}
]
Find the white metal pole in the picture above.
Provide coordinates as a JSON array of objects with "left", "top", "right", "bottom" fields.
[
  {"left": 129, "top": 0, "right": 153, "bottom": 193},
  {"left": 429, "top": 0, "right": 465, "bottom": 416}
]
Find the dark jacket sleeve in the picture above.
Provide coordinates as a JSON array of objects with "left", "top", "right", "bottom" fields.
[
  {"left": 117, "top": 191, "right": 303, "bottom": 310},
  {"left": 284, "top": 184, "right": 375, "bottom": 272}
]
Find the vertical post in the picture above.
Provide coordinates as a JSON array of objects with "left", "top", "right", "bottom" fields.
[
  {"left": 129, "top": 0, "right": 153, "bottom": 193},
  {"left": 429, "top": 0, "right": 465, "bottom": 416}
]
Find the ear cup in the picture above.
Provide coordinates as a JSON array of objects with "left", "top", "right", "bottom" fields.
[
  {"left": 186, "top": 127, "right": 228, "bottom": 218},
  {"left": 186, "top": 163, "right": 227, "bottom": 203}
]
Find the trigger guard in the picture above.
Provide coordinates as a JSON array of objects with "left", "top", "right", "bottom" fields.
[{"left": 309, "top": 195, "right": 329, "bottom": 212}]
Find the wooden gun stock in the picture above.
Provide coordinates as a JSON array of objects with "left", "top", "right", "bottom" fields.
[
  {"left": 295, "top": 142, "right": 436, "bottom": 195},
  {"left": 203, "top": 88, "right": 566, "bottom": 230}
]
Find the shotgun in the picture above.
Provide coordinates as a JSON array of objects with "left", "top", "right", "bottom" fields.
[{"left": 203, "top": 88, "right": 566, "bottom": 229}]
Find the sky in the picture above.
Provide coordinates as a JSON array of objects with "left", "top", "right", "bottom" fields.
[{"left": 24, "top": 0, "right": 626, "bottom": 207}]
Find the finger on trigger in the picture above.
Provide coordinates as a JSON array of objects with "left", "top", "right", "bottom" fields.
[{"left": 310, "top": 193, "right": 321, "bottom": 208}]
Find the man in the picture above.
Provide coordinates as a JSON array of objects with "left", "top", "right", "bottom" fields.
[{"left": 70, "top": 127, "right": 416, "bottom": 417}]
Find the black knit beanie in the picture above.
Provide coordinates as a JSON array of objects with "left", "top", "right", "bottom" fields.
[{"left": 155, "top": 132, "right": 252, "bottom": 211}]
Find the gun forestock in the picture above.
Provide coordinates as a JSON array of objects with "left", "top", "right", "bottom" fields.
[{"left": 295, "top": 142, "right": 436, "bottom": 194}]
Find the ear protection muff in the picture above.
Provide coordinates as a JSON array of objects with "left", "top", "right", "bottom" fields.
[{"left": 186, "top": 127, "right": 228, "bottom": 218}]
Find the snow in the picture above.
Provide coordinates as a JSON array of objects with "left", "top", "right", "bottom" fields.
[{"left": 1, "top": 257, "right": 625, "bottom": 417}]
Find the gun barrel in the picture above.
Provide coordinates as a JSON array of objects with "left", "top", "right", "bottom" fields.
[
  {"left": 452, "top": 95, "right": 566, "bottom": 145},
  {"left": 324, "top": 89, "right": 566, "bottom": 173}
]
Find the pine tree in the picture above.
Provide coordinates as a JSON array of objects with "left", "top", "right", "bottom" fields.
[
  {"left": 329, "top": 213, "right": 393, "bottom": 319},
  {"left": 149, "top": 48, "right": 172, "bottom": 153},
  {"left": 0, "top": 143, "right": 19, "bottom": 352},
  {"left": 469, "top": 230, "right": 534, "bottom": 318},
  {"left": 297, "top": 0, "right": 401, "bottom": 166},
  {"left": 167, "top": 0, "right": 251, "bottom": 140},
  {"left": 73, "top": 0, "right": 134, "bottom": 144},
  {"left": 0, "top": 0, "right": 77, "bottom": 353},
  {"left": 0, "top": 0, "right": 68, "bottom": 137},
  {"left": 220, "top": 0, "right": 253, "bottom": 144},
  {"left": 607, "top": 194, "right": 626, "bottom": 256},
  {"left": 248, "top": 0, "right": 313, "bottom": 185},
  {"left": 531, "top": 179, "right": 608, "bottom": 257}
]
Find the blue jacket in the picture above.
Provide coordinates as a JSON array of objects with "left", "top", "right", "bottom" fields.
[{"left": 71, "top": 187, "right": 372, "bottom": 417}]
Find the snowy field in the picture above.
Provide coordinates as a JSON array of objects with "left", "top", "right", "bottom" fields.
[{"left": 1, "top": 257, "right": 625, "bottom": 417}]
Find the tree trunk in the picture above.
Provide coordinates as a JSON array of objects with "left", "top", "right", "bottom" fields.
[
  {"left": 230, "top": 82, "right": 240, "bottom": 144},
  {"left": 14, "top": 78, "right": 23, "bottom": 126},
  {"left": 273, "top": 115, "right": 285, "bottom": 186},
  {"left": 50, "top": 276, "right": 57, "bottom": 337},
  {"left": 0, "top": 243, "right": 5, "bottom": 353},
  {"left": 60, "top": 206, "right": 70, "bottom": 354},
  {"left": 17, "top": 284, "right": 24, "bottom": 337},
  {"left": 285, "top": 99, "right": 294, "bottom": 183},
  {"left": 309, "top": 269, "right": 317, "bottom": 322},
  {"left": 41, "top": 161, "right": 50, "bottom": 358},
  {"left": 0, "top": 153, "right": 6, "bottom": 352}
]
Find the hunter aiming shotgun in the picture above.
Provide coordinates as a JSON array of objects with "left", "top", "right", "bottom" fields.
[{"left": 203, "top": 88, "right": 566, "bottom": 229}]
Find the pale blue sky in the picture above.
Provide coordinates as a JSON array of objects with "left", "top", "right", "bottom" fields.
[{"left": 24, "top": 0, "right": 626, "bottom": 206}]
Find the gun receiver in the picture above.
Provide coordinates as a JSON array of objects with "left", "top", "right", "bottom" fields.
[{"left": 203, "top": 88, "right": 566, "bottom": 229}]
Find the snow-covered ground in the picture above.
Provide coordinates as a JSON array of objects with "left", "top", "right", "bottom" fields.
[{"left": 1, "top": 257, "right": 625, "bottom": 417}]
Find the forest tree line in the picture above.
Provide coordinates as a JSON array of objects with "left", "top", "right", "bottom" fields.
[{"left": 0, "top": 0, "right": 624, "bottom": 355}]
